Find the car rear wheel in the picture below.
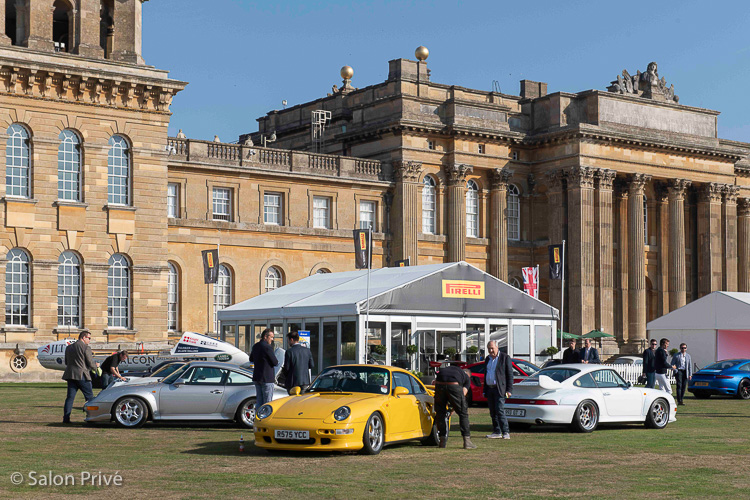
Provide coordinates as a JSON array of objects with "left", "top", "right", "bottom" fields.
[
  {"left": 361, "top": 412, "right": 384, "bottom": 455},
  {"left": 645, "top": 398, "right": 669, "bottom": 429},
  {"left": 693, "top": 392, "right": 710, "bottom": 399},
  {"left": 570, "top": 400, "right": 598, "bottom": 433},
  {"left": 112, "top": 397, "right": 148, "bottom": 428},
  {"left": 736, "top": 380, "right": 750, "bottom": 400},
  {"left": 236, "top": 397, "right": 256, "bottom": 429}
]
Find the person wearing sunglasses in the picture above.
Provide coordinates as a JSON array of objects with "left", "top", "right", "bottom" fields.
[
  {"left": 641, "top": 339, "right": 658, "bottom": 388},
  {"left": 672, "top": 343, "right": 692, "bottom": 405}
]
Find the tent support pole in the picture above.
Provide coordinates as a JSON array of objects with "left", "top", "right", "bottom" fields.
[
  {"left": 561, "top": 239, "right": 566, "bottom": 350},
  {"left": 365, "top": 226, "right": 372, "bottom": 365}
]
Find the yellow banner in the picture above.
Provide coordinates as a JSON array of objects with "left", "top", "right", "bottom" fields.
[{"left": 442, "top": 280, "right": 485, "bottom": 299}]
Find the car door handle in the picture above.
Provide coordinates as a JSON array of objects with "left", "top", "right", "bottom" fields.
[
  {"left": 210, "top": 390, "right": 223, "bottom": 394},
  {"left": 602, "top": 392, "right": 611, "bottom": 396}
]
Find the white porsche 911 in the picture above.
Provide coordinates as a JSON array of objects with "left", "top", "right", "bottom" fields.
[{"left": 504, "top": 364, "right": 676, "bottom": 432}]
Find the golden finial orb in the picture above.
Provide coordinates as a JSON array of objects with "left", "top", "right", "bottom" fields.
[
  {"left": 340, "top": 65, "right": 354, "bottom": 80},
  {"left": 415, "top": 46, "right": 429, "bottom": 61}
]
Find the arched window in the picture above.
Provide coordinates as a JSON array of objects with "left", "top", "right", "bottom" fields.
[
  {"left": 167, "top": 262, "right": 179, "bottom": 331},
  {"left": 58, "top": 130, "right": 81, "bottom": 201},
  {"left": 315, "top": 268, "right": 330, "bottom": 274},
  {"left": 107, "top": 254, "right": 130, "bottom": 328},
  {"left": 6, "top": 124, "right": 30, "bottom": 198},
  {"left": 213, "top": 264, "right": 232, "bottom": 333},
  {"left": 422, "top": 176, "right": 436, "bottom": 234},
  {"left": 6, "top": 248, "right": 30, "bottom": 326},
  {"left": 265, "top": 266, "right": 283, "bottom": 293},
  {"left": 466, "top": 180, "right": 479, "bottom": 237},
  {"left": 58, "top": 251, "right": 81, "bottom": 327},
  {"left": 507, "top": 184, "right": 520, "bottom": 241},
  {"left": 108, "top": 135, "right": 130, "bottom": 205},
  {"left": 52, "top": 0, "right": 73, "bottom": 53}
]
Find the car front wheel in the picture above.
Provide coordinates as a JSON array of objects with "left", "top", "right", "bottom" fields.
[
  {"left": 112, "top": 397, "right": 148, "bottom": 428},
  {"left": 645, "top": 398, "right": 669, "bottom": 429},
  {"left": 736, "top": 380, "right": 750, "bottom": 400},
  {"left": 236, "top": 397, "right": 256, "bottom": 429},
  {"left": 361, "top": 412, "right": 384, "bottom": 455},
  {"left": 570, "top": 400, "right": 598, "bottom": 433}
]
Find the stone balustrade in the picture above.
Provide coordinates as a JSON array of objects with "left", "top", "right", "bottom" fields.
[{"left": 166, "top": 137, "right": 386, "bottom": 181}]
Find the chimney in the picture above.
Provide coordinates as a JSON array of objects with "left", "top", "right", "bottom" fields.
[
  {"left": 520, "top": 80, "right": 548, "bottom": 99},
  {"left": 388, "top": 59, "right": 430, "bottom": 82}
]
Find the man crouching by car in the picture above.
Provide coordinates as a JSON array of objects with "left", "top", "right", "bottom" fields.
[{"left": 434, "top": 354, "right": 476, "bottom": 449}]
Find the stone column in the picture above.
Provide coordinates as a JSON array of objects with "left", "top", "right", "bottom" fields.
[
  {"left": 697, "top": 183, "right": 723, "bottom": 297},
  {"left": 113, "top": 0, "right": 145, "bottom": 64},
  {"left": 668, "top": 179, "right": 690, "bottom": 310},
  {"left": 614, "top": 181, "right": 629, "bottom": 344},
  {"left": 739, "top": 198, "right": 750, "bottom": 293},
  {"left": 392, "top": 160, "right": 423, "bottom": 265},
  {"left": 75, "top": 0, "right": 104, "bottom": 58},
  {"left": 722, "top": 185, "right": 739, "bottom": 292},
  {"left": 628, "top": 174, "right": 650, "bottom": 350},
  {"left": 445, "top": 164, "right": 472, "bottom": 262},
  {"left": 0, "top": 1, "right": 12, "bottom": 45},
  {"left": 26, "top": 0, "right": 55, "bottom": 51},
  {"left": 489, "top": 168, "right": 512, "bottom": 281},
  {"left": 655, "top": 184, "right": 669, "bottom": 316},
  {"left": 546, "top": 171, "right": 565, "bottom": 323},
  {"left": 594, "top": 169, "right": 615, "bottom": 336},
  {"left": 567, "top": 166, "right": 596, "bottom": 336}
]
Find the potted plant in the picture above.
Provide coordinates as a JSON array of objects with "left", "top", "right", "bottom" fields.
[
  {"left": 466, "top": 345, "right": 479, "bottom": 362},
  {"left": 543, "top": 346, "right": 559, "bottom": 357},
  {"left": 444, "top": 347, "right": 457, "bottom": 358}
]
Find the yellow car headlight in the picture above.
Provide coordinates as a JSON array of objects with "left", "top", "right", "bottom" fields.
[
  {"left": 257, "top": 404, "right": 273, "bottom": 419},
  {"left": 333, "top": 406, "right": 351, "bottom": 421}
]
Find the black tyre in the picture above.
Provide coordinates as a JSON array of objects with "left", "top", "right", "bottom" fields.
[
  {"left": 644, "top": 398, "right": 670, "bottom": 429},
  {"left": 235, "top": 397, "right": 256, "bottom": 429},
  {"left": 422, "top": 421, "right": 439, "bottom": 446},
  {"left": 736, "top": 379, "right": 750, "bottom": 400},
  {"left": 361, "top": 412, "right": 384, "bottom": 455},
  {"left": 112, "top": 397, "right": 148, "bottom": 428},
  {"left": 570, "top": 399, "right": 598, "bottom": 433},
  {"left": 692, "top": 391, "right": 711, "bottom": 399}
]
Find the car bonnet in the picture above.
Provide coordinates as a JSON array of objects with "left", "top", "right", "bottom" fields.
[{"left": 271, "top": 392, "right": 383, "bottom": 419}]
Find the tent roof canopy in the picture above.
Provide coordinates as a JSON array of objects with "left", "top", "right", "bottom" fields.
[
  {"left": 647, "top": 292, "right": 750, "bottom": 331},
  {"left": 218, "top": 262, "right": 559, "bottom": 322}
]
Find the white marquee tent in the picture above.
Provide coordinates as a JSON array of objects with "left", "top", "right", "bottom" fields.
[{"left": 646, "top": 292, "right": 750, "bottom": 369}]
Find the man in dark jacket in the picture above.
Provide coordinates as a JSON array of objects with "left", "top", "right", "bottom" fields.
[
  {"left": 562, "top": 339, "right": 580, "bottom": 364},
  {"left": 642, "top": 339, "right": 658, "bottom": 388},
  {"left": 62, "top": 331, "right": 97, "bottom": 423},
  {"left": 249, "top": 328, "right": 279, "bottom": 411},
  {"left": 282, "top": 330, "right": 314, "bottom": 394},
  {"left": 579, "top": 338, "right": 600, "bottom": 364},
  {"left": 483, "top": 340, "right": 514, "bottom": 439},
  {"left": 434, "top": 354, "right": 476, "bottom": 449},
  {"left": 100, "top": 350, "right": 128, "bottom": 389},
  {"left": 654, "top": 338, "right": 674, "bottom": 394}
]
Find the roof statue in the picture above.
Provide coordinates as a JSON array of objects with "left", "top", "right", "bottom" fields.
[{"left": 608, "top": 62, "right": 679, "bottom": 103}]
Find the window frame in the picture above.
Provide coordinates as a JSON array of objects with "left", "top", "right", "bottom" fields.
[
  {"left": 57, "top": 251, "right": 82, "bottom": 328},
  {"left": 107, "top": 135, "right": 131, "bottom": 206},
  {"left": 263, "top": 191, "right": 283, "bottom": 225},
  {"left": 167, "top": 262, "right": 179, "bottom": 332},
  {"left": 422, "top": 176, "right": 436, "bottom": 234},
  {"left": 359, "top": 199, "right": 376, "bottom": 230},
  {"left": 167, "top": 182, "right": 179, "bottom": 219},
  {"left": 264, "top": 266, "right": 283, "bottom": 293},
  {"left": 212, "top": 264, "right": 232, "bottom": 334},
  {"left": 212, "top": 187, "right": 232, "bottom": 222},
  {"left": 6, "top": 124, "right": 31, "bottom": 199},
  {"left": 5, "top": 248, "right": 30, "bottom": 326},
  {"left": 466, "top": 179, "right": 479, "bottom": 238},
  {"left": 507, "top": 184, "right": 520, "bottom": 241},
  {"left": 58, "top": 130, "right": 82, "bottom": 202},
  {"left": 313, "top": 195, "right": 331, "bottom": 229},
  {"left": 107, "top": 253, "right": 130, "bottom": 329}
]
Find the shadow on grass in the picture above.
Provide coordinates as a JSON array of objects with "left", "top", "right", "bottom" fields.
[
  {"left": 80, "top": 420, "right": 241, "bottom": 431},
  {"left": 184, "top": 438, "right": 428, "bottom": 457}
]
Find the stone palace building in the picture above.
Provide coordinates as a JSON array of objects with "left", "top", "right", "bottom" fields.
[{"left": 0, "top": 1, "right": 748, "bottom": 378}]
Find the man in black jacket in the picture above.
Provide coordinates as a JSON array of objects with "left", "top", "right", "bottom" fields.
[
  {"left": 642, "top": 339, "right": 658, "bottom": 388},
  {"left": 483, "top": 340, "right": 514, "bottom": 439},
  {"left": 654, "top": 338, "right": 675, "bottom": 394},
  {"left": 562, "top": 339, "right": 580, "bottom": 364},
  {"left": 282, "top": 330, "right": 314, "bottom": 394},
  {"left": 249, "top": 328, "right": 279, "bottom": 411},
  {"left": 579, "top": 338, "right": 600, "bottom": 364},
  {"left": 434, "top": 355, "right": 476, "bottom": 449}
]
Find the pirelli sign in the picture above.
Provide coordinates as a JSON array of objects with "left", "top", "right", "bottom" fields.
[{"left": 442, "top": 280, "right": 485, "bottom": 299}]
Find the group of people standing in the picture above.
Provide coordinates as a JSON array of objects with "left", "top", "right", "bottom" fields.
[{"left": 642, "top": 338, "right": 693, "bottom": 405}]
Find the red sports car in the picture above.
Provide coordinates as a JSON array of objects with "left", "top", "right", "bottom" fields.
[{"left": 462, "top": 359, "right": 541, "bottom": 406}]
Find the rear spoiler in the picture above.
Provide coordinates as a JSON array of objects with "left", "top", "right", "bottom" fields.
[{"left": 516, "top": 375, "right": 562, "bottom": 390}]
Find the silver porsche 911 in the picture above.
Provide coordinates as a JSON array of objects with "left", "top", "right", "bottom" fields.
[{"left": 84, "top": 361, "right": 288, "bottom": 429}]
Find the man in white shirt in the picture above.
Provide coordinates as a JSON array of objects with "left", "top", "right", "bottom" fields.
[{"left": 672, "top": 343, "right": 693, "bottom": 405}]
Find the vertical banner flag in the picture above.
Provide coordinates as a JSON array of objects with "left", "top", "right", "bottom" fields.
[
  {"left": 353, "top": 229, "right": 371, "bottom": 269},
  {"left": 549, "top": 244, "right": 563, "bottom": 280},
  {"left": 202, "top": 249, "right": 220, "bottom": 284},
  {"left": 395, "top": 258, "right": 410, "bottom": 267},
  {"left": 522, "top": 267, "right": 539, "bottom": 299}
]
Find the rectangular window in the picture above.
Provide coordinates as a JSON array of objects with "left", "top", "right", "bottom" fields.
[
  {"left": 512, "top": 151, "right": 519, "bottom": 161},
  {"left": 427, "top": 140, "right": 435, "bottom": 150},
  {"left": 167, "top": 183, "right": 179, "bottom": 218},
  {"left": 478, "top": 144, "right": 485, "bottom": 154},
  {"left": 359, "top": 200, "right": 375, "bottom": 230},
  {"left": 313, "top": 196, "right": 330, "bottom": 229},
  {"left": 264, "top": 192, "right": 282, "bottom": 225},
  {"left": 212, "top": 187, "right": 231, "bottom": 221}
]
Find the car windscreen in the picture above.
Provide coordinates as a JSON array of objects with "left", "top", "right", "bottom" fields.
[
  {"left": 309, "top": 367, "right": 390, "bottom": 395},
  {"left": 161, "top": 364, "right": 191, "bottom": 384},
  {"left": 528, "top": 367, "right": 581, "bottom": 383},
  {"left": 515, "top": 360, "right": 540, "bottom": 375},
  {"left": 704, "top": 360, "right": 744, "bottom": 371},
  {"left": 151, "top": 363, "right": 186, "bottom": 378}
]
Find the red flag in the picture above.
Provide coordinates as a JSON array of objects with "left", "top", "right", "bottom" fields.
[{"left": 522, "top": 267, "right": 539, "bottom": 299}]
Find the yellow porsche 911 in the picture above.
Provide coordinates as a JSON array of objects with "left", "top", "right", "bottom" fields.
[{"left": 254, "top": 365, "right": 442, "bottom": 454}]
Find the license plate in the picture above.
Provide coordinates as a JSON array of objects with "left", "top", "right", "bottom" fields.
[
  {"left": 274, "top": 430, "right": 309, "bottom": 440},
  {"left": 505, "top": 409, "right": 525, "bottom": 417},
  {"left": 695, "top": 382, "right": 709, "bottom": 387}
]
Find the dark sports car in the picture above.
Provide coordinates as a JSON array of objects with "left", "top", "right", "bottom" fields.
[{"left": 688, "top": 359, "right": 750, "bottom": 399}]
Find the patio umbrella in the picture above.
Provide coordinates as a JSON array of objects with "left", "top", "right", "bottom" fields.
[
  {"left": 582, "top": 329, "right": 614, "bottom": 339},
  {"left": 557, "top": 330, "right": 580, "bottom": 339}
]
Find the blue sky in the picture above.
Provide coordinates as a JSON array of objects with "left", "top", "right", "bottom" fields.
[{"left": 143, "top": 0, "right": 750, "bottom": 143}]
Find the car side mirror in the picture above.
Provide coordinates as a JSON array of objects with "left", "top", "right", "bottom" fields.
[
  {"left": 626, "top": 381, "right": 633, "bottom": 388},
  {"left": 290, "top": 386, "right": 301, "bottom": 396},
  {"left": 173, "top": 381, "right": 184, "bottom": 387},
  {"left": 393, "top": 386, "right": 409, "bottom": 397}
]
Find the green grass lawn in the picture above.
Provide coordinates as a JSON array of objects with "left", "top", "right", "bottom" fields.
[{"left": 1, "top": 383, "right": 748, "bottom": 499}]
